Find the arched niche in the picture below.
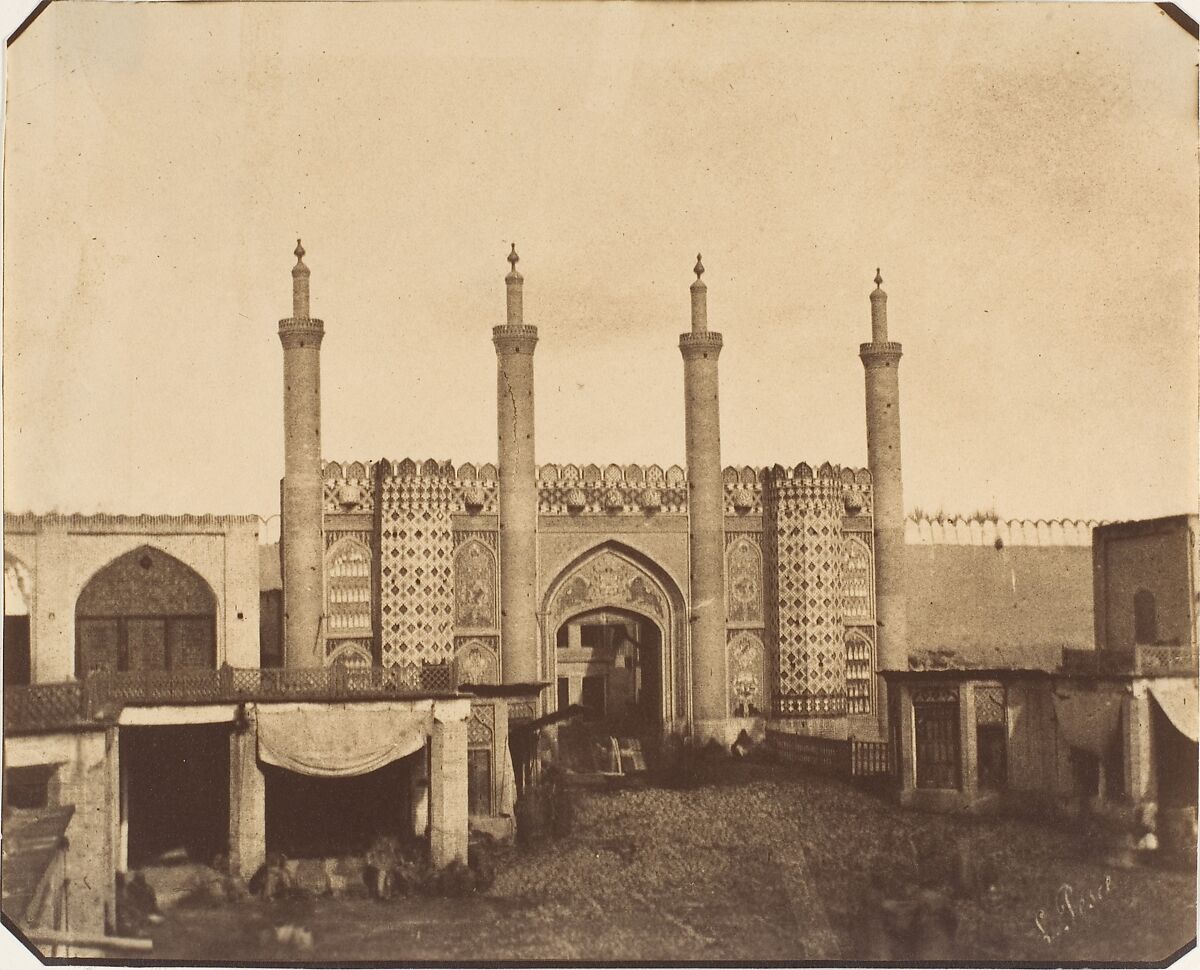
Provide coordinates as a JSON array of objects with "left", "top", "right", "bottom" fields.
[
  {"left": 75, "top": 545, "right": 217, "bottom": 676},
  {"left": 540, "top": 542, "right": 687, "bottom": 726}
]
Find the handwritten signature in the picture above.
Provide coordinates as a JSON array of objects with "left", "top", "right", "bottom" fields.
[{"left": 1034, "top": 875, "right": 1115, "bottom": 944}]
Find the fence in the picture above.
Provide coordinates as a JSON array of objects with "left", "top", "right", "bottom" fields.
[
  {"left": 766, "top": 730, "right": 895, "bottom": 780},
  {"left": 4, "top": 662, "right": 455, "bottom": 734},
  {"left": 1061, "top": 644, "right": 1197, "bottom": 677}
]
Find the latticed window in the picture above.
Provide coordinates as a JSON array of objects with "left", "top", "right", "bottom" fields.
[
  {"left": 845, "top": 630, "right": 874, "bottom": 715},
  {"left": 913, "top": 686, "right": 960, "bottom": 789},
  {"left": 843, "top": 537, "right": 873, "bottom": 618},
  {"left": 326, "top": 539, "right": 372, "bottom": 635}
]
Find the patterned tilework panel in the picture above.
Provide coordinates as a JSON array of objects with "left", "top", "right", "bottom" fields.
[
  {"left": 769, "top": 477, "right": 847, "bottom": 716},
  {"left": 379, "top": 477, "right": 456, "bottom": 667},
  {"left": 726, "top": 534, "right": 764, "bottom": 624}
]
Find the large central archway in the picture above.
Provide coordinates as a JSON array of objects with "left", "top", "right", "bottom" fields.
[{"left": 540, "top": 543, "right": 688, "bottom": 727}]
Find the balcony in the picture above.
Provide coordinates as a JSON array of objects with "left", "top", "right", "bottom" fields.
[
  {"left": 4, "top": 663, "right": 455, "bottom": 735},
  {"left": 1060, "top": 644, "right": 1197, "bottom": 677}
]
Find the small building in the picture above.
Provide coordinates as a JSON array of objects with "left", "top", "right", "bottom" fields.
[
  {"left": 886, "top": 515, "right": 1198, "bottom": 821},
  {"left": 2, "top": 513, "right": 493, "bottom": 952}
]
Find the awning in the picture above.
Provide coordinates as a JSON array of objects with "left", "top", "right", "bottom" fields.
[
  {"left": 257, "top": 704, "right": 431, "bottom": 777},
  {"left": 1150, "top": 682, "right": 1200, "bottom": 743},
  {"left": 1053, "top": 689, "right": 1123, "bottom": 756}
]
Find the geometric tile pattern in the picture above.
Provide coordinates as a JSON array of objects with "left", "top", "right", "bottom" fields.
[
  {"left": 766, "top": 469, "right": 847, "bottom": 716},
  {"left": 379, "top": 475, "right": 456, "bottom": 667},
  {"left": 974, "top": 684, "right": 1006, "bottom": 726}
]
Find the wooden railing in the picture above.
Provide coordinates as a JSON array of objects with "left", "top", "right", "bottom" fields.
[
  {"left": 1061, "top": 644, "right": 1197, "bottom": 677},
  {"left": 4, "top": 663, "right": 455, "bottom": 734},
  {"left": 766, "top": 730, "right": 895, "bottom": 779}
]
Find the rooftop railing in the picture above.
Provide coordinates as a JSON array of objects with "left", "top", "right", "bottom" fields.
[
  {"left": 1060, "top": 644, "right": 1197, "bottom": 677},
  {"left": 4, "top": 663, "right": 455, "bottom": 735}
]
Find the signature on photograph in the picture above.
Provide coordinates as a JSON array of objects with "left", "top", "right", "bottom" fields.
[{"left": 1033, "top": 875, "right": 1115, "bottom": 944}]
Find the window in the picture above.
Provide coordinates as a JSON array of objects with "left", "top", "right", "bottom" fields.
[
  {"left": 1134, "top": 589, "right": 1158, "bottom": 644},
  {"left": 580, "top": 625, "right": 606, "bottom": 649},
  {"left": 557, "top": 677, "right": 570, "bottom": 712},
  {"left": 5, "top": 764, "right": 58, "bottom": 810},
  {"left": 913, "top": 687, "right": 960, "bottom": 789},
  {"left": 581, "top": 674, "right": 606, "bottom": 715},
  {"left": 975, "top": 686, "right": 1007, "bottom": 790}
]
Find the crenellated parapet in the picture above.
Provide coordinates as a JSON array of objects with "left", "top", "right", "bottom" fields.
[
  {"left": 323, "top": 459, "right": 499, "bottom": 515},
  {"left": 904, "top": 515, "right": 1100, "bottom": 547},
  {"left": 538, "top": 462, "right": 687, "bottom": 514},
  {"left": 3, "top": 511, "right": 260, "bottom": 534}
]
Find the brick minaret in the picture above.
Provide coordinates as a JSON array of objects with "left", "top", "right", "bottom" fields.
[
  {"left": 679, "top": 256, "right": 729, "bottom": 742},
  {"left": 278, "top": 241, "right": 325, "bottom": 668},
  {"left": 493, "top": 245, "right": 539, "bottom": 684},
  {"left": 860, "top": 270, "right": 907, "bottom": 729}
]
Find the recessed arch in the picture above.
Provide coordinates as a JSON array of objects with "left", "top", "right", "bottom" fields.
[
  {"left": 75, "top": 545, "right": 217, "bottom": 676},
  {"left": 541, "top": 541, "right": 688, "bottom": 725}
]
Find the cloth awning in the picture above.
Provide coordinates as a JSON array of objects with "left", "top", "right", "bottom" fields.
[
  {"left": 257, "top": 703, "right": 431, "bottom": 777},
  {"left": 1053, "top": 689, "right": 1123, "bottom": 756},
  {"left": 1150, "top": 682, "right": 1200, "bottom": 743}
]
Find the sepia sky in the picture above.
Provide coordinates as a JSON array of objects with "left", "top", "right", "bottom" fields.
[{"left": 3, "top": 0, "right": 1197, "bottom": 527}]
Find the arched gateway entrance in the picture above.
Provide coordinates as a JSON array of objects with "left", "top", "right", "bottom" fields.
[{"left": 541, "top": 543, "right": 688, "bottom": 728}]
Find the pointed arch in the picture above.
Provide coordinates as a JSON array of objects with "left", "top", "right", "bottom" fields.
[
  {"left": 541, "top": 541, "right": 688, "bottom": 724},
  {"left": 725, "top": 536, "right": 763, "bottom": 623},
  {"left": 325, "top": 535, "right": 373, "bottom": 636},
  {"left": 454, "top": 538, "right": 497, "bottom": 629},
  {"left": 75, "top": 545, "right": 217, "bottom": 676},
  {"left": 4, "top": 553, "right": 33, "bottom": 617}
]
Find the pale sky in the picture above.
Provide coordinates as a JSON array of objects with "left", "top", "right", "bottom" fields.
[{"left": 3, "top": 0, "right": 1197, "bottom": 526}]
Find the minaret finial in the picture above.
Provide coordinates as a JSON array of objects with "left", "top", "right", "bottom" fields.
[
  {"left": 291, "top": 239, "right": 310, "bottom": 317},
  {"left": 690, "top": 253, "right": 708, "bottom": 332},
  {"left": 505, "top": 243, "right": 523, "bottom": 325},
  {"left": 869, "top": 267, "right": 888, "bottom": 342}
]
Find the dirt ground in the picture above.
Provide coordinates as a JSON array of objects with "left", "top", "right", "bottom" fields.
[{"left": 149, "top": 761, "right": 1196, "bottom": 964}]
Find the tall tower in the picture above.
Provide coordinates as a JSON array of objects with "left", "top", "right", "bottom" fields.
[
  {"left": 679, "top": 256, "right": 729, "bottom": 742},
  {"left": 859, "top": 270, "right": 907, "bottom": 729},
  {"left": 493, "top": 245, "right": 539, "bottom": 684},
  {"left": 278, "top": 241, "right": 325, "bottom": 668}
]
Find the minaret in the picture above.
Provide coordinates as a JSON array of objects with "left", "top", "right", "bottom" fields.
[
  {"left": 278, "top": 240, "right": 326, "bottom": 668},
  {"left": 860, "top": 270, "right": 907, "bottom": 729},
  {"left": 493, "top": 245, "right": 539, "bottom": 684},
  {"left": 679, "top": 255, "right": 729, "bottom": 742}
]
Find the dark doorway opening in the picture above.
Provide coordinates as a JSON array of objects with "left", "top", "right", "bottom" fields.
[
  {"left": 4, "top": 615, "right": 31, "bottom": 686},
  {"left": 123, "top": 723, "right": 231, "bottom": 869},
  {"left": 1154, "top": 699, "right": 1199, "bottom": 808},
  {"left": 264, "top": 750, "right": 419, "bottom": 859}
]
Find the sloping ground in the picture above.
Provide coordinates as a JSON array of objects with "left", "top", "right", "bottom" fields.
[{"left": 148, "top": 763, "right": 1195, "bottom": 963}]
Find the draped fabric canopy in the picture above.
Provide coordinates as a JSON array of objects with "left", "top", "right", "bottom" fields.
[
  {"left": 257, "top": 703, "right": 432, "bottom": 777},
  {"left": 1150, "top": 682, "right": 1200, "bottom": 743},
  {"left": 1052, "top": 689, "right": 1123, "bottom": 756}
]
